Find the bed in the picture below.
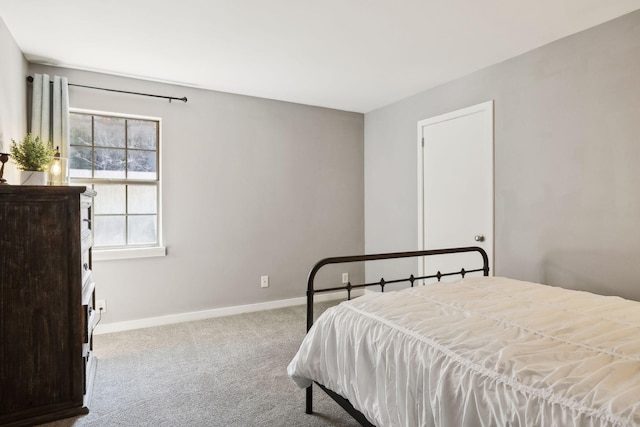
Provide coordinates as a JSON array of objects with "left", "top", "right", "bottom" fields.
[{"left": 287, "top": 247, "right": 640, "bottom": 427}]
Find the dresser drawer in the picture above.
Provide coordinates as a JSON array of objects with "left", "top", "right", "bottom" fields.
[
  {"left": 80, "top": 193, "right": 92, "bottom": 225},
  {"left": 83, "top": 351, "right": 94, "bottom": 395},
  {"left": 82, "top": 280, "right": 96, "bottom": 346},
  {"left": 82, "top": 248, "right": 92, "bottom": 285}
]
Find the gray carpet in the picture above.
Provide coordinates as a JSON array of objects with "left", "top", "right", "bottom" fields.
[{"left": 39, "top": 302, "right": 360, "bottom": 427}]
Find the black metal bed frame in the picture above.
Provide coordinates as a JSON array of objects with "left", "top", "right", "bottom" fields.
[{"left": 304, "top": 246, "right": 490, "bottom": 426}]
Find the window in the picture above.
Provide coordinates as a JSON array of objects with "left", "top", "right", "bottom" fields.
[{"left": 69, "top": 110, "right": 164, "bottom": 259}]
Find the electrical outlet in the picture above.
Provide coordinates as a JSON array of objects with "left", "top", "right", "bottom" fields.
[
  {"left": 96, "top": 299, "right": 107, "bottom": 313},
  {"left": 342, "top": 273, "right": 349, "bottom": 284},
  {"left": 261, "top": 275, "right": 269, "bottom": 288}
]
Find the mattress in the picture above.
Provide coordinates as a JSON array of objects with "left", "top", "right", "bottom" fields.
[{"left": 287, "top": 277, "right": 640, "bottom": 427}]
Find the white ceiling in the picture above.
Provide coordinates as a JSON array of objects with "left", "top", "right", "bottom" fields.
[{"left": 1, "top": 1, "right": 639, "bottom": 113}]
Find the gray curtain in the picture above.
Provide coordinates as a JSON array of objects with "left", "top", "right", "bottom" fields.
[{"left": 31, "top": 73, "right": 70, "bottom": 158}]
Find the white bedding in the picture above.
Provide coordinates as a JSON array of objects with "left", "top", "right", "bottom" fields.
[{"left": 287, "top": 277, "right": 640, "bottom": 427}]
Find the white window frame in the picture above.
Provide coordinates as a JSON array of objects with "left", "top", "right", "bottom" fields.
[{"left": 70, "top": 108, "right": 166, "bottom": 261}]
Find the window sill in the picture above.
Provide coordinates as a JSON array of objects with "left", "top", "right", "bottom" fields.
[{"left": 93, "top": 246, "right": 167, "bottom": 261}]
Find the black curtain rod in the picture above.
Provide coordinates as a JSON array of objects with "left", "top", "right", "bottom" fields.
[{"left": 26, "top": 75, "right": 188, "bottom": 103}]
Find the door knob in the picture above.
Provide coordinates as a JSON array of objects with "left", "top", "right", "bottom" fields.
[{"left": 474, "top": 234, "right": 485, "bottom": 242}]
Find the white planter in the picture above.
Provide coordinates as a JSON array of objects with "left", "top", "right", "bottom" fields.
[{"left": 19, "top": 170, "right": 47, "bottom": 185}]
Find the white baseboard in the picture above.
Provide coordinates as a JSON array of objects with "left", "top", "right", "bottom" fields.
[{"left": 94, "top": 290, "right": 361, "bottom": 335}]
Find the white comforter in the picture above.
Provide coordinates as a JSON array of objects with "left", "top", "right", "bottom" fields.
[{"left": 287, "top": 277, "right": 640, "bottom": 427}]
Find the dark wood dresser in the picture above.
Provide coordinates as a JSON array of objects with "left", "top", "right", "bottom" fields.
[{"left": 0, "top": 186, "right": 97, "bottom": 426}]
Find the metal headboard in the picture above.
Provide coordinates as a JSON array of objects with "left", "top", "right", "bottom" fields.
[
  {"left": 304, "top": 246, "right": 490, "bottom": 418},
  {"left": 306, "top": 246, "right": 489, "bottom": 330}
]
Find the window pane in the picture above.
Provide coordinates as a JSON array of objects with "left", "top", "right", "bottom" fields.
[
  {"left": 70, "top": 114, "right": 92, "bottom": 146},
  {"left": 128, "top": 120, "right": 157, "bottom": 150},
  {"left": 94, "top": 216, "right": 126, "bottom": 247},
  {"left": 94, "top": 116, "right": 125, "bottom": 148},
  {"left": 128, "top": 185, "right": 157, "bottom": 214},
  {"left": 127, "top": 150, "right": 157, "bottom": 180},
  {"left": 128, "top": 215, "right": 157, "bottom": 245},
  {"left": 94, "top": 184, "right": 126, "bottom": 214},
  {"left": 95, "top": 148, "right": 126, "bottom": 179},
  {"left": 69, "top": 146, "right": 93, "bottom": 178}
]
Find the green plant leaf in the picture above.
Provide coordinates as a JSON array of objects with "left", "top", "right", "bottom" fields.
[{"left": 10, "top": 134, "right": 55, "bottom": 171}]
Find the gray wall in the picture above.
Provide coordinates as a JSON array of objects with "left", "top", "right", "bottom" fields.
[
  {"left": 0, "top": 17, "right": 27, "bottom": 178},
  {"left": 365, "top": 10, "right": 640, "bottom": 301},
  {"left": 30, "top": 64, "right": 364, "bottom": 324}
]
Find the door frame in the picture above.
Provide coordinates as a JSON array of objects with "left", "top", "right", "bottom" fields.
[{"left": 417, "top": 100, "right": 495, "bottom": 279}]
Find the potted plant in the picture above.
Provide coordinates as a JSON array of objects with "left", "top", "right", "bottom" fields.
[{"left": 10, "top": 134, "right": 55, "bottom": 185}]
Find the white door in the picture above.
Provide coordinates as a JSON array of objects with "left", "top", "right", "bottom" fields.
[{"left": 417, "top": 101, "right": 494, "bottom": 281}]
